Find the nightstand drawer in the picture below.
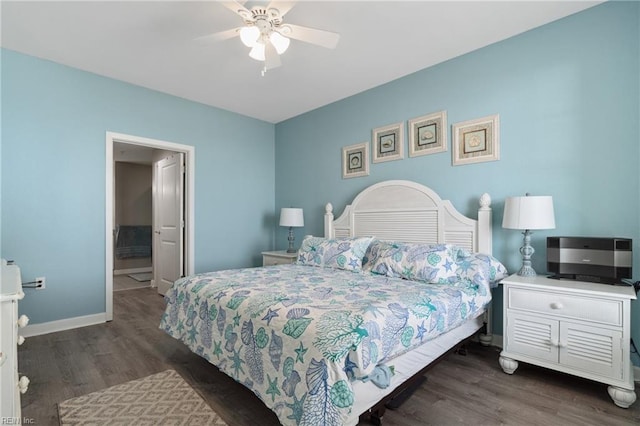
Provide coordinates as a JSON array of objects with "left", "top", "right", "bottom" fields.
[
  {"left": 508, "top": 287, "right": 622, "bottom": 326},
  {"left": 262, "top": 251, "right": 298, "bottom": 267},
  {"left": 263, "top": 256, "right": 295, "bottom": 266}
]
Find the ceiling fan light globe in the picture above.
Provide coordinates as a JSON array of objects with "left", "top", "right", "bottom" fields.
[
  {"left": 239, "top": 26, "right": 260, "bottom": 47},
  {"left": 270, "top": 31, "right": 290, "bottom": 54},
  {"left": 249, "top": 43, "right": 266, "bottom": 61}
]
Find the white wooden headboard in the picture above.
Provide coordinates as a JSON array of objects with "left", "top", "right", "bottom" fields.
[{"left": 324, "top": 180, "right": 493, "bottom": 255}]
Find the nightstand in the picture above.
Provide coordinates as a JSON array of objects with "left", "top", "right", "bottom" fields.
[
  {"left": 261, "top": 250, "right": 298, "bottom": 266},
  {"left": 499, "top": 273, "right": 637, "bottom": 408}
]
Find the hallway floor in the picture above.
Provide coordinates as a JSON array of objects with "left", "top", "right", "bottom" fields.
[{"left": 113, "top": 273, "right": 151, "bottom": 291}]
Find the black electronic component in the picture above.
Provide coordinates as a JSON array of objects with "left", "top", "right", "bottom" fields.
[{"left": 547, "top": 237, "right": 632, "bottom": 284}]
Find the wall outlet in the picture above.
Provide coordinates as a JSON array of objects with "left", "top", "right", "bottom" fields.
[{"left": 35, "top": 277, "right": 45, "bottom": 290}]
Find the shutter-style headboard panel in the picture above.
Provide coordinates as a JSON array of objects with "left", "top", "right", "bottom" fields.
[{"left": 324, "top": 180, "right": 492, "bottom": 254}]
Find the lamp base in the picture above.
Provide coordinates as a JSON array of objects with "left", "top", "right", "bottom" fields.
[
  {"left": 517, "top": 229, "right": 537, "bottom": 277},
  {"left": 517, "top": 265, "right": 537, "bottom": 277},
  {"left": 287, "top": 227, "right": 295, "bottom": 253}
]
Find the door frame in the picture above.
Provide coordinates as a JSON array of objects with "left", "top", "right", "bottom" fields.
[{"left": 105, "top": 131, "right": 195, "bottom": 321}]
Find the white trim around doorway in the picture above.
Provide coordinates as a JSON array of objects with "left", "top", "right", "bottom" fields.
[{"left": 106, "top": 131, "right": 195, "bottom": 321}]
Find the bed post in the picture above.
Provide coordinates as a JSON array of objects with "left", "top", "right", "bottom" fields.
[
  {"left": 477, "top": 193, "right": 493, "bottom": 347},
  {"left": 324, "top": 203, "right": 334, "bottom": 238},
  {"left": 477, "top": 193, "right": 492, "bottom": 255}
]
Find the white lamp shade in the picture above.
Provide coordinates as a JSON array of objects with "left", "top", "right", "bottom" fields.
[
  {"left": 269, "top": 32, "right": 290, "bottom": 54},
  {"left": 502, "top": 196, "right": 556, "bottom": 230},
  {"left": 279, "top": 208, "right": 304, "bottom": 227},
  {"left": 240, "top": 26, "right": 260, "bottom": 47},
  {"left": 249, "top": 43, "right": 266, "bottom": 61}
]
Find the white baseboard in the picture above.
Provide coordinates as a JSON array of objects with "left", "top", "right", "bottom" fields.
[
  {"left": 22, "top": 312, "right": 107, "bottom": 337},
  {"left": 113, "top": 266, "right": 152, "bottom": 276}
]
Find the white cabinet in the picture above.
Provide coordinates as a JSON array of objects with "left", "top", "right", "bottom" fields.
[
  {"left": 499, "top": 274, "right": 636, "bottom": 408},
  {"left": 1, "top": 260, "right": 29, "bottom": 422},
  {"left": 262, "top": 250, "right": 298, "bottom": 266}
]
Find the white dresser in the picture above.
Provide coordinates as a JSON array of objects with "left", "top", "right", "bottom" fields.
[
  {"left": 1, "top": 260, "right": 30, "bottom": 422},
  {"left": 499, "top": 274, "right": 636, "bottom": 408}
]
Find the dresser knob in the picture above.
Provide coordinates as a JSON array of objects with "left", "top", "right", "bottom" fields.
[
  {"left": 18, "top": 375, "right": 30, "bottom": 393},
  {"left": 0, "top": 352, "right": 5, "bottom": 367},
  {"left": 550, "top": 302, "right": 563, "bottom": 310},
  {"left": 17, "top": 315, "right": 30, "bottom": 328},
  {"left": 18, "top": 335, "right": 25, "bottom": 345}
]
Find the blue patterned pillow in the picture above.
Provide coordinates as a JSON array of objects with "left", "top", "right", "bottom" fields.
[
  {"left": 368, "top": 242, "right": 468, "bottom": 283},
  {"left": 362, "top": 240, "right": 394, "bottom": 272},
  {"left": 297, "top": 236, "right": 374, "bottom": 272},
  {"left": 455, "top": 252, "right": 508, "bottom": 288}
]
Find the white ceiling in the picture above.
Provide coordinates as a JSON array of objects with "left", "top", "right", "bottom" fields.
[{"left": 1, "top": 1, "right": 601, "bottom": 123}]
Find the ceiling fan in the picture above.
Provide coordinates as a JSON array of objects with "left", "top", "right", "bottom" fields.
[{"left": 198, "top": 1, "right": 340, "bottom": 72}]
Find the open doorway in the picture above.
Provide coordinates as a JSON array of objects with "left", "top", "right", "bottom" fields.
[
  {"left": 113, "top": 157, "right": 153, "bottom": 291},
  {"left": 106, "top": 132, "right": 195, "bottom": 321}
]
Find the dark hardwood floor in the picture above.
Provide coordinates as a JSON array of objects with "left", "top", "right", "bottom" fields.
[{"left": 19, "top": 287, "right": 640, "bottom": 425}]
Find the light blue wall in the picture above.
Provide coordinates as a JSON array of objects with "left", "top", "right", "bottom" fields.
[
  {"left": 275, "top": 2, "right": 640, "bottom": 360},
  {"left": 1, "top": 49, "right": 276, "bottom": 324},
  {"left": 0, "top": 49, "right": 3, "bottom": 262}
]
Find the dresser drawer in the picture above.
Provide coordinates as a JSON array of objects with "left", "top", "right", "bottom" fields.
[{"left": 508, "top": 287, "right": 622, "bottom": 326}]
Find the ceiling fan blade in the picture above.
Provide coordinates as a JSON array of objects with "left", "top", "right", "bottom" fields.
[
  {"left": 279, "top": 24, "right": 340, "bottom": 49},
  {"left": 264, "top": 41, "right": 282, "bottom": 70},
  {"left": 266, "top": 1, "right": 296, "bottom": 18},
  {"left": 194, "top": 28, "right": 241, "bottom": 44},
  {"left": 220, "top": 1, "right": 252, "bottom": 20}
]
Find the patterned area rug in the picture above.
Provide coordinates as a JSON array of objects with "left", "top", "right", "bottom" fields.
[{"left": 58, "top": 369, "right": 228, "bottom": 425}]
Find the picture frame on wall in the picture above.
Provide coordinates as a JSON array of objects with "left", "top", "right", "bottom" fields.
[
  {"left": 408, "top": 110, "right": 447, "bottom": 157},
  {"left": 342, "top": 142, "right": 370, "bottom": 179},
  {"left": 372, "top": 122, "right": 404, "bottom": 163},
  {"left": 452, "top": 114, "right": 500, "bottom": 166}
]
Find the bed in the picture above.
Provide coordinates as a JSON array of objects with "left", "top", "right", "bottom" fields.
[{"left": 160, "top": 180, "right": 507, "bottom": 425}]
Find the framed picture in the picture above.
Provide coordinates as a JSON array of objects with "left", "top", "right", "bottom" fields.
[
  {"left": 452, "top": 114, "right": 500, "bottom": 166},
  {"left": 342, "top": 142, "right": 369, "bottom": 179},
  {"left": 408, "top": 110, "right": 447, "bottom": 157},
  {"left": 372, "top": 122, "right": 404, "bottom": 163}
]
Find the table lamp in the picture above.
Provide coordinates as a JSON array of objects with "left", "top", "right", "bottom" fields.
[
  {"left": 279, "top": 208, "right": 304, "bottom": 253},
  {"left": 502, "top": 194, "right": 555, "bottom": 276}
]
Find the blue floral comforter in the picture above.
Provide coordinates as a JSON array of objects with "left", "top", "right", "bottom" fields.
[{"left": 160, "top": 264, "right": 492, "bottom": 425}]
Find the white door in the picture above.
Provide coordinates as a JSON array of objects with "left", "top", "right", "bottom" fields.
[{"left": 154, "top": 153, "right": 184, "bottom": 295}]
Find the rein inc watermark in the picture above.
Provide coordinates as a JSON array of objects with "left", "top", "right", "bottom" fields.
[{"left": 1, "top": 418, "right": 35, "bottom": 425}]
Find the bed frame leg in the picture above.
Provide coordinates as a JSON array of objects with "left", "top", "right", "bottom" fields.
[
  {"left": 368, "top": 407, "right": 385, "bottom": 426},
  {"left": 455, "top": 344, "right": 467, "bottom": 356},
  {"left": 479, "top": 308, "right": 493, "bottom": 347},
  {"left": 385, "top": 376, "right": 427, "bottom": 410}
]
